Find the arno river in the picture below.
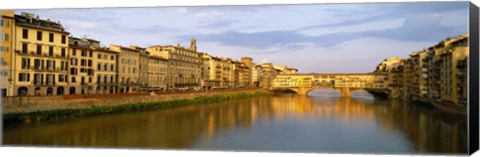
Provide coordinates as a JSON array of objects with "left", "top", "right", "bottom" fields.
[{"left": 3, "top": 89, "right": 468, "bottom": 154}]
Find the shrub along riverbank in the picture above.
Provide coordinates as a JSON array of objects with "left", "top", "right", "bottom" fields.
[{"left": 3, "top": 91, "right": 270, "bottom": 125}]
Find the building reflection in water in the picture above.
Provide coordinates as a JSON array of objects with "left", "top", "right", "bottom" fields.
[{"left": 3, "top": 89, "right": 467, "bottom": 153}]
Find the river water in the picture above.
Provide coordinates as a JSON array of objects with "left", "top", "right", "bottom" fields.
[{"left": 2, "top": 89, "right": 468, "bottom": 154}]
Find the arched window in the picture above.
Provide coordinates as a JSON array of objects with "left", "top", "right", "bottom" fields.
[
  {"left": 18, "top": 87, "right": 28, "bottom": 96},
  {"left": 57, "top": 86, "right": 64, "bottom": 95}
]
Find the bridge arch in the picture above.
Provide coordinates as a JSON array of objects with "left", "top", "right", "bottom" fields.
[
  {"left": 271, "top": 86, "right": 366, "bottom": 97},
  {"left": 303, "top": 87, "right": 366, "bottom": 97}
]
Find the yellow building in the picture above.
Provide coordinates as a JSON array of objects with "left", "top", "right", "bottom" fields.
[
  {"left": 92, "top": 43, "right": 118, "bottom": 94},
  {"left": 1, "top": 10, "right": 15, "bottom": 96},
  {"left": 146, "top": 39, "right": 202, "bottom": 91},
  {"left": 199, "top": 53, "right": 222, "bottom": 89},
  {"left": 130, "top": 46, "right": 149, "bottom": 92},
  {"left": 240, "top": 57, "right": 254, "bottom": 87},
  {"left": 147, "top": 55, "right": 168, "bottom": 92},
  {"left": 12, "top": 12, "right": 70, "bottom": 96},
  {"left": 221, "top": 58, "right": 235, "bottom": 87},
  {"left": 109, "top": 45, "right": 143, "bottom": 93},
  {"left": 233, "top": 61, "right": 250, "bottom": 87},
  {"left": 68, "top": 37, "right": 97, "bottom": 95},
  {"left": 374, "top": 56, "right": 404, "bottom": 98},
  {"left": 437, "top": 34, "right": 469, "bottom": 106},
  {"left": 260, "top": 63, "right": 280, "bottom": 89}
]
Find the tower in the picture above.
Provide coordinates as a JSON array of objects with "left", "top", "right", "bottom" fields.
[{"left": 189, "top": 37, "right": 197, "bottom": 52}]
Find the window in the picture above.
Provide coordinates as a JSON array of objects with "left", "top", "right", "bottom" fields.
[
  {"left": 36, "top": 45, "right": 42, "bottom": 55},
  {"left": 72, "top": 49, "right": 76, "bottom": 56},
  {"left": 97, "top": 54, "right": 101, "bottom": 59},
  {"left": 21, "top": 58, "right": 30, "bottom": 69},
  {"left": 81, "top": 50, "right": 86, "bottom": 57},
  {"left": 97, "top": 75, "right": 101, "bottom": 83},
  {"left": 110, "top": 64, "right": 114, "bottom": 71},
  {"left": 19, "top": 73, "right": 30, "bottom": 82},
  {"left": 0, "top": 46, "right": 8, "bottom": 52},
  {"left": 47, "top": 60, "right": 53, "bottom": 70},
  {"left": 37, "top": 31, "right": 42, "bottom": 41},
  {"left": 111, "top": 55, "right": 114, "bottom": 60},
  {"left": 59, "top": 75, "right": 66, "bottom": 82},
  {"left": 0, "top": 19, "right": 10, "bottom": 27},
  {"left": 61, "top": 48, "right": 66, "bottom": 57},
  {"left": 71, "top": 77, "right": 76, "bottom": 83},
  {"left": 89, "top": 51, "right": 93, "bottom": 57},
  {"left": 49, "top": 46, "right": 53, "bottom": 56},
  {"left": 70, "top": 68, "right": 77, "bottom": 75},
  {"left": 0, "top": 33, "right": 8, "bottom": 41},
  {"left": 22, "top": 29, "right": 28, "bottom": 39},
  {"left": 34, "top": 59, "right": 41, "bottom": 69},
  {"left": 88, "top": 60, "right": 92, "bottom": 67},
  {"left": 97, "top": 63, "right": 101, "bottom": 70},
  {"left": 34, "top": 73, "right": 42, "bottom": 84},
  {"left": 49, "top": 33, "right": 54, "bottom": 42},
  {"left": 61, "top": 35, "right": 66, "bottom": 44}
]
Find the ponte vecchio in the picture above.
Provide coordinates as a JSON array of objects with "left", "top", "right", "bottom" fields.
[{"left": 269, "top": 73, "right": 388, "bottom": 96}]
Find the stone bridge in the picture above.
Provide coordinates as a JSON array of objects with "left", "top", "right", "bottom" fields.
[{"left": 269, "top": 73, "right": 387, "bottom": 96}]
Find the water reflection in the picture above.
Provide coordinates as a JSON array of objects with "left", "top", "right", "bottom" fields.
[{"left": 3, "top": 89, "right": 467, "bottom": 154}]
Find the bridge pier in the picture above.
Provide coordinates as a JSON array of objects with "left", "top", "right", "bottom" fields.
[{"left": 297, "top": 87, "right": 310, "bottom": 95}]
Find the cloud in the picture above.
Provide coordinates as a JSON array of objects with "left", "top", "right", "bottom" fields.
[
  {"left": 201, "top": 20, "right": 237, "bottom": 28},
  {"left": 67, "top": 20, "right": 98, "bottom": 30},
  {"left": 194, "top": 11, "right": 223, "bottom": 20}
]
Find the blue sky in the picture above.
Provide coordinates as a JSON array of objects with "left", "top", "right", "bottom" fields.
[{"left": 18, "top": 2, "right": 469, "bottom": 73}]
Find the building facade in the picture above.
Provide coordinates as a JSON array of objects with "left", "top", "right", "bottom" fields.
[
  {"left": 92, "top": 44, "right": 118, "bottom": 94},
  {"left": 146, "top": 40, "right": 202, "bottom": 91},
  {"left": 109, "top": 45, "right": 142, "bottom": 93},
  {"left": 68, "top": 37, "right": 97, "bottom": 95},
  {"left": 147, "top": 55, "right": 168, "bottom": 92},
  {"left": 375, "top": 34, "right": 469, "bottom": 107},
  {"left": 1, "top": 10, "right": 15, "bottom": 96},
  {"left": 12, "top": 12, "right": 70, "bottom": 96}
]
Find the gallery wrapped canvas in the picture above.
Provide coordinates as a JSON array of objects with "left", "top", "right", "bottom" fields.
[{"left": 1, "top": 0, "right": 479, "bottom": 156}]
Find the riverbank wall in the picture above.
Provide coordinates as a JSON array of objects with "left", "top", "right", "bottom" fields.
[{"left": 2, "top": 88, "right": 269, "bottom": 124}]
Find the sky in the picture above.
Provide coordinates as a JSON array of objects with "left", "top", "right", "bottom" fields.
[{"left": 17, "top": 2, "right": 469, "bottom": 73}]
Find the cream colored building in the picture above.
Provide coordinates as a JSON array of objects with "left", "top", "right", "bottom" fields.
[
  {"left": 146, "top": 39, "right": 202, "bottom": 91},
  {"left": 1, "top": 10, "right": 15, "bottom": 96},
  {"left": 374, "top": 56, "right": 404, "bottom": 98},
  {"left": 200, "top": 53, "right": 222, "bottom": 89},
  {"left": 147, "top": 55, "right": 168, "bottom": 92},
  {"left": 109, "top": 45, "right": 142, "bottom": 93},
  {"left": 92, "top": 43, "right": 118, "bottom": 94},
  {"left": 252, "top": 64, "right": 261, "bottom": 87},
  {"left": 12, "top": 12, "right": 70, "bottom": 96},
  {"left": 130, "top": 46, "right": 149, "bottom": 92}
]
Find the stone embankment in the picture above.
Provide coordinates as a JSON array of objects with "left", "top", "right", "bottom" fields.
[
  {"left": 2, "top": 88, "right": 269, "bottom": 124},
  {"left": 2, "top": 88, "right": 264, "bottom": 114}
]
